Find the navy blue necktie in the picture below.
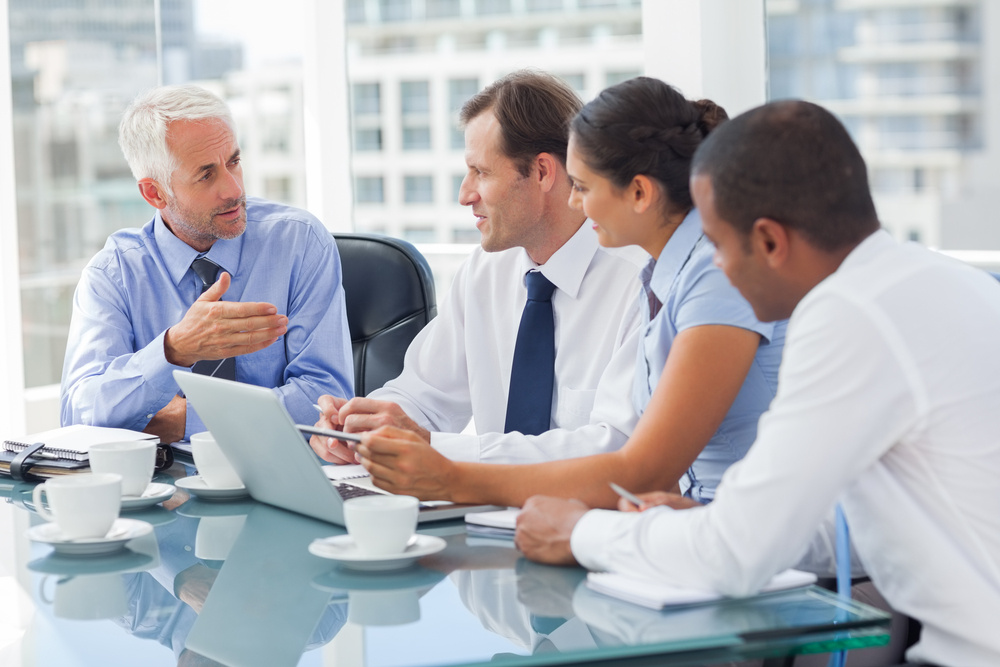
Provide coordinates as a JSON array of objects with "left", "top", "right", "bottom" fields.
[
  {"left": 190, "top": 257, "right": 237, "bottom": 381},
  {"left": 504, "top": 271, "right": 556, "bottom": 435}
]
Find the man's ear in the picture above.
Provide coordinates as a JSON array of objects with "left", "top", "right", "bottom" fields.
[
  {"left": 138, "top": 179, "right": 168, "bottom": 210},
  {"left": 751, "top": 217, "right": 791, "bottom": 268},
  {"left": 534, "top": 153, "right": 559, "bottom": 192}
]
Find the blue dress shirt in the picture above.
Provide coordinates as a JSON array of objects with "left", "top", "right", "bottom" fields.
[
  {"left": 61, "top": 197, "right": 354, "bottom": 438},
  {"left": 633, "top": 209, "right": 786, "bottom": 502}
]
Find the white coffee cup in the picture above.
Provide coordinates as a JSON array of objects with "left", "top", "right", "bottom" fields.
[
  {"left": 42, "top": 573, "right": 128, "bottom": 620},
  {"left": 32, "top": 473, "right": 122, "bottom": 540},
  {"left": 190, "top": 431, "right": 242, "bottom": 489},
  {"left": 195, "top": 514, "right": 247, "bottom": 561},
  {"left": 343, "top": 495, "right": 419, "bottom": 556},
  {"left": 89, "top": 440, "right": 157, "bottom": 497},
  {"left": 348, "top": 588, "right": 421, "bottom": 626}
]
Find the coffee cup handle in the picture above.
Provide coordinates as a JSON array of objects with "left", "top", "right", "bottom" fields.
[
  {"left": 37, "top": 575, "right": 70, "bottom": 604},
  {"left": 32, "top": 483, "right": 56, "bottom": 522}
]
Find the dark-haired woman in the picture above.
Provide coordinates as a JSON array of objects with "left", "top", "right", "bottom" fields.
[{"left": 353, "top": 77, "right": 785, "bottom": 509}]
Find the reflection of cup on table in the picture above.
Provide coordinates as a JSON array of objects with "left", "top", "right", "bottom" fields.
[
  {"left": 190, "top": 431, "right": 242, "bottom": 488},
  {"left": 40, "top": 573, "right": 128, "bottom": 620},
  {"left": 31, "top": 473, "right": 122, "bottom": 540},
  {"left": 349, "top": 588, "right": 421, "bottom": 626},
  {"left": 195, "top": 514, "right": 247, "bottom": 561},
  {"left": 89, "top": 441, "right": 156, "bottom": 497},
  {"left": 343, "top": 495, "right": 418, "bottom": 556}
]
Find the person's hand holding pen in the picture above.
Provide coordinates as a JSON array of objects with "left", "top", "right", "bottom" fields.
[
  {"left": 307, "top": 396, "right": 358, "bottom": 464},
  {"left": 611, "top": 483, "right": 704, "bottom": 513}
]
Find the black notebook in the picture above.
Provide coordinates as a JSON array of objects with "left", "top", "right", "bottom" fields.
[
  {"left": 3, "top": 424, "right": 159, "bottom": 462},
  {"left": 0, "top": 448, "right": 90, "bottom": 480}
]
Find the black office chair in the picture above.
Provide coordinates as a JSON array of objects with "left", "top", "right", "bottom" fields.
[{"left": 333, "top": 233, "right": 437, "bottom": 396}]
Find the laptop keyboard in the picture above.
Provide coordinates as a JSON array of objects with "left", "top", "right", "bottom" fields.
[{"left": 334, "top": 483, "right": 385, "bottom": 501}]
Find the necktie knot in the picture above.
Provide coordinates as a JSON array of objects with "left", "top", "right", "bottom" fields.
[
  {"left": 191, "top": 257, "right": 221, "bottom": 292},
  {"left": 525, "top": 271, "right": 556, "bottom": 302}
]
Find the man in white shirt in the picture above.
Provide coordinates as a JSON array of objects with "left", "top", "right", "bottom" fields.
[
  {"left": 309, "top": 71, "right": 641, "bottom": 471},
  {"left": 515, "top": 100, "right": 1000, "bottom": 667}
]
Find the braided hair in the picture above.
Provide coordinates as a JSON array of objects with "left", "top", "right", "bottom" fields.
[{"left": 571, "top": 77, "right": 727, "bottom": 215}]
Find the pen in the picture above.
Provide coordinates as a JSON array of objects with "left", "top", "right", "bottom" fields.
[
  {"left": 609, "top": 482, "right": 644, "bottom": 508},
  {"left": 313, "top": 403, "right": 323, "bottom": 413},
  {"left": 296, "top": 424, "right": 362, "bottom": 444}
]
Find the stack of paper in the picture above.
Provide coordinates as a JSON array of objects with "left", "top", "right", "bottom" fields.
[
  {"left": 465, "top": 507, "right": 519, "bottom": 539},
  {"left": 586, "top": 569, "right": 817, "bottom": 609}
]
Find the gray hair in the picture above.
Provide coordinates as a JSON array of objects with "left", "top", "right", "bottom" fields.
[{"left": 118, "top": 84, "right": 235, "bottom": 196}]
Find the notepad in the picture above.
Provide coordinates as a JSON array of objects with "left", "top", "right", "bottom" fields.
[
  {"left": 464, "top": 507, "right": 519, "bottom": 539},
  {"left": 586, "top": 568, "right": 818, "bottom": 610},
  {"left": 3, "top": 424, "right": 159, "bottom": 462}
]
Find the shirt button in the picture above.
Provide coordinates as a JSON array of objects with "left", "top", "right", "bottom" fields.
[{"left": 146, "top": 414, "right": 154, "bottom": 419}]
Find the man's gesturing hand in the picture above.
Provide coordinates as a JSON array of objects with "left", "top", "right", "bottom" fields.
[{"left": 164, "top": 272, "right": 287, "bottom": 367}]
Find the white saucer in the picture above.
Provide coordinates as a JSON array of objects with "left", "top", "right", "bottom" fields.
[
  {"left": 27, "top": 518, "right": 154, "bottom": 556},
  {"left": 308, "top": 534, "right": 446, "bottom": 571},
  {"left": 120, "top": 483, "right": 176, "bottom": 511},
  {"left": 175, "top": 475, "right": 249, "bottom": 501}
]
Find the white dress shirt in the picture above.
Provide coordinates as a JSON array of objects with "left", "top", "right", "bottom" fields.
[
  {"left": 370, "top": 222, "right": 644, "bottom": 463},
  {"left": 572, "top": 231, "right": 1000, "bottom": 666}
]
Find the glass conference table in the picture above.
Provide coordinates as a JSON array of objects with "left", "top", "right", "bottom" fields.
[{"left": 0, "top": 463, "right": 890, "bottom": 667}]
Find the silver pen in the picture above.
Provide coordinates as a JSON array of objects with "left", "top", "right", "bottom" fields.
[{"left": 609, "top": 482, "right": 644, "bottom": 508}]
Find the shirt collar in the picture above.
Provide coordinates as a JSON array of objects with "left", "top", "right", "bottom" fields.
[
  {"left": 835, "top": 229, "right": 894, "bottom": 275},
  {"left": 515, "top": 222, "right": 598, "bottom": 299},
  {"left": 153, "top": 209, "right": 244, "bottom": 285},
  {"left": 649, "top": 208, "right": 704, "bottom": 302}
]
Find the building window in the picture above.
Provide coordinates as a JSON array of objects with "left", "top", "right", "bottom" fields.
[
  {"left": 427, "top": 0, "right": 462, "bottom": 19},
  {"left": 403, "top": 227, "right": 437, "bottom": 243},
  {"left": 403, "top": 126, "right": 432, "bottom": 150},
  {"left": 556, "top": 73, "right": 585, "bottom": 97},
  {"left": 352, "top": 82, "right": 381, "bottom": 116},
  {"left": 355, "top": 176, "right": 385, "bottom": 204},
  {"left": 448, "top": 78, "right": 479, "bottom": 112},
  {"left": 527, "top": 0, "right": 563, "bottom": 12},
  {"left": 404, "top": 175, "right": 434, "bottom": 203},
  {"left": 346, "top": 0, "right": 366, "bottom": 23},
  {"left": 379, "top": 0, "right": 412, "bottom": 22},
  {"left": 354, "top": 128, "right": 382, "bottom": 151},
  {"left": 401, "top": 80, "right": 430, "bottom": 115},
  {"left": 475, "top": 0, "right": 511, "bottom": 16},
  {"left": 605, "top": 70, "right": 640, "bottom": 87},
  {"left": 452, "top": 227, "right": 481, "bottom": 243},
  {"left": 452, "top": 174, "right": 465, "bottom": 203}
]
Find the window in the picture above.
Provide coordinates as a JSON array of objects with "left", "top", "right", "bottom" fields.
[
  {"left": 427, "top": 0, "right": 462, "bottom": 19},
  {"left": 354, "top": 128, "right": 382, "bottom": 151},
  {"left": 355, "top": 176, "right": 385, "bottom": 203},
  {"left": 352, "top": 82, "right": 381, "bottom": 115},
  {"left": 380, "top": 0, "right": 412, "bottom": 23},
  {"left": 605, "top": 70, "right": 640, "bottom": 87},
  {"left": 448, "top": 78, "right": 479, "bottom": 112},
  {"left": 452, "top": 174, "right": 465, "bottom": 203},
  {"left": 401, "top": 80, "right": 430, "bottom": 115},
  {"left": 404, "top": 175, "right": 434, "bottom": 203},
  {"left": 402, "top": 126, "right": 432, "bottom": 150}
]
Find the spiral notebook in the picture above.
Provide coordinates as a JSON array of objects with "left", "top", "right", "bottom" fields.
[{"left": 2, "top": 424, "right": 159, "bottom": 462}]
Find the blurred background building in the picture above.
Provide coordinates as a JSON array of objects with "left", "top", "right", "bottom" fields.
[{"left": 3, "top": 0, "right": 998, "bottom": 400}]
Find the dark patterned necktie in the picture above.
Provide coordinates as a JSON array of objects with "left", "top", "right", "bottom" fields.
[
  {"left": 504, "top": 271, "right": 556, "bottom": 435},
  {"left": 189, "top": 257, "right": 236, "bottom": 381}
]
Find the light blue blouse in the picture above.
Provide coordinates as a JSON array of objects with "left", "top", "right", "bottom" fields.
[{"left": 633, "top": 209, "right": 786, "bottom": 502}]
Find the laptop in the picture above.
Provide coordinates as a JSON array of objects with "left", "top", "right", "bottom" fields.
[{"left": 173, "top": 370, "right": 499, "bottom": 525}]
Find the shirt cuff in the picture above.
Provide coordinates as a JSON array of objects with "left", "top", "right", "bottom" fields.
[
  {"left": 430, "top": 432, "right": 481, "bottom": 462},
  {"left": 571, "top": 509, "right": 634, "bottom": 572},
  {"left": 141, "top": 330, "right": 191, "bottom": 395}
]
